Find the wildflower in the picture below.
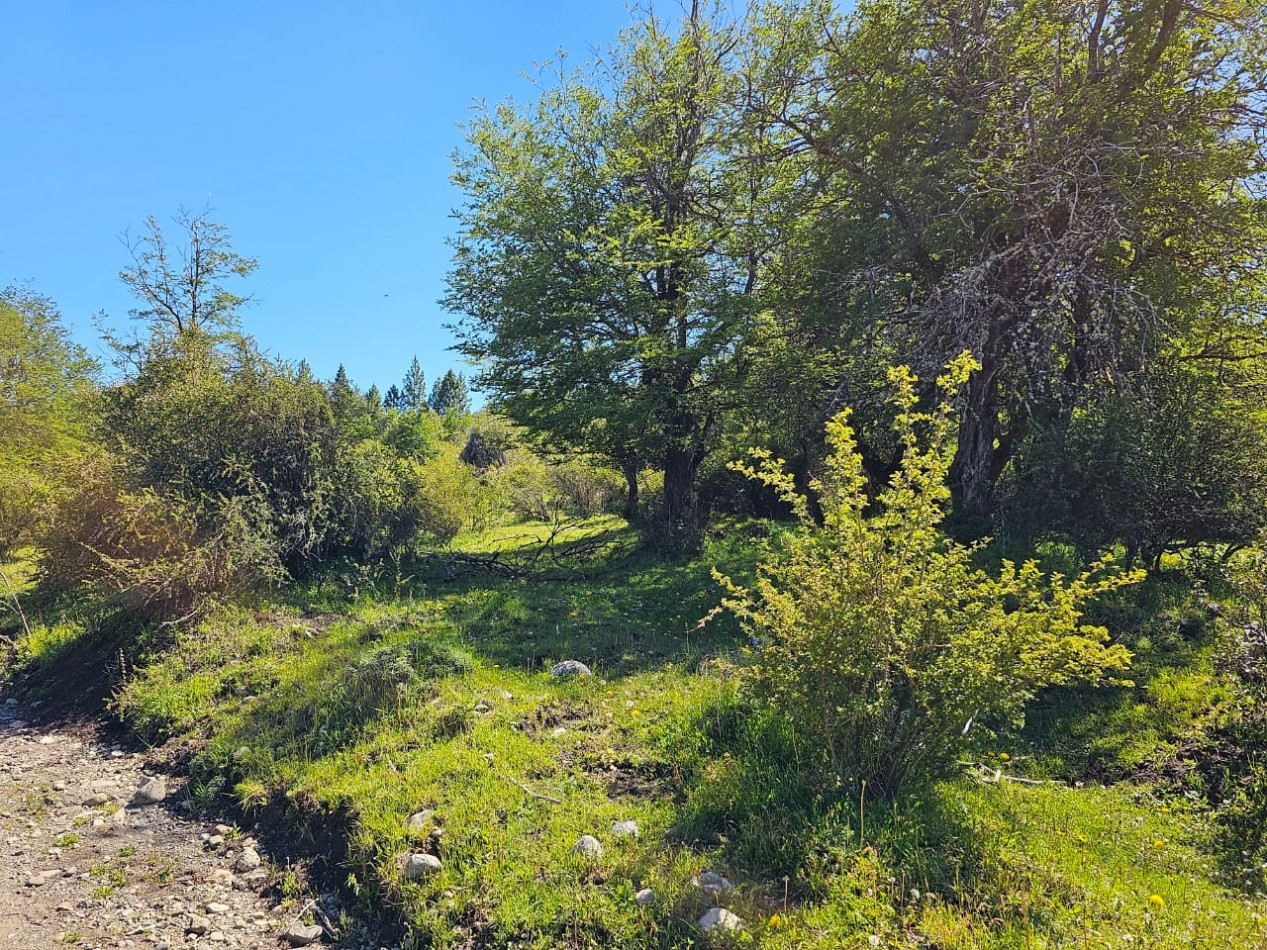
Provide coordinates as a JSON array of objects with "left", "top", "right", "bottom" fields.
[
  {"left": 1153, "top": 838, "right": 1163, "bottom": 848},
  {"left": 768, "top": 913, "right": 782, "bottom": 928},
  {"left": 999, "top": 752, "right": 1010, "bottom": 761},
  {"left": 1148, "top": 894, "right": 1165, "bottom": 908},
  {"left": 630, "top": 709, "right": 641, "bottom": 717}
]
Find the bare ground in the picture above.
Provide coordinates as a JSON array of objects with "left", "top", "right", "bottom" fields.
[{"left": 0, "top": 696, "right": 338, "bottom": 950}]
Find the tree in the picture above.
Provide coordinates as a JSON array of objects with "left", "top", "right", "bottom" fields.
[
  {"left": 445, "top": 2, "right": 808, "bottom": 536},
  {"left": 383, "top": 384, "right": 405, "bottom": 411},
  {"left": 117, "top": 206, "right": 258, "bottom": 341},
  {"left": 400, "top": 357, "right": 426, "bottom": 412},
  {"left": 0, "top": 286, "right": 97, "bottom": 556},
  {"left": 428, "top": 369, "right": 471, "bottom": 417},
  {"left": 757, "top": 0, "right": 1267, "bottom": 526}
]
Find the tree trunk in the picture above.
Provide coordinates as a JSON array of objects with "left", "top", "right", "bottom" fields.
[
  {"left": 621, "top": 460, "right": 640, "bottom": 522},
  {"left": 952, "top": 359, "right": 1001, "bottom": 532},
  {"left": 663, "top": 445, "right": 699, "bottom": 533}
]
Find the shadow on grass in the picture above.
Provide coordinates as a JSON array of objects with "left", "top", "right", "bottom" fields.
[{"left": 661, "top": 695, "right": 1072, "bottom": 935}]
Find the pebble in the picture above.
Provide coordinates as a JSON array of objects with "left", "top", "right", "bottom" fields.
[
  {"left": 611, "top": 820, "right": 640, "bottom": 838},
  {"left": 695, "top": 871, "right": 733, "bottom": 894},
  {"left": 187, "top": 915, "right": 212, "bottom": 935},
  {"left": 405, "top": 809, "right": 435, "bottom": 829},
  {"left": 572, "top": 835, "right": 603, "bottom": 859},
  {"left": 403, "top": 852, "right": 443, "bottom": 879},
  {"left": 698, "top": 907, "right": 744, "bottom": 932},
  {"left": 635, "top": 887, "right": 655, "bottom": 906},
  {"left": 282, "top": 921, "right": 325, "bottom": 946},
  {"left": 132, "top": 777, "right": 167, "bottom": 805},
  {"left": 235, "top": 847, "right": 262, "bottom": 871},
  {"left": 550, "top": 660, "right": 593, "bottom": 679}
]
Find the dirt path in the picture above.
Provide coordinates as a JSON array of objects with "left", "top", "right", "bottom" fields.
[{"left": 0, "top": 695, "right": 333, "bottom": 950}]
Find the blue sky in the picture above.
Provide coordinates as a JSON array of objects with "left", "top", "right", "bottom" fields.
[{"left": 1, "top": 0, "right": 634, "bottom": 393}]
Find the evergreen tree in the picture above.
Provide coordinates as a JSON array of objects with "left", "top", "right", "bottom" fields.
[
  {"left": 383, "top": 384, "right": 404, "bottom": 410},
  {"left": 401, "top": 357, "right": 426, "bottom": 412},
  {"left": 429, "top": 370, "right": 471, "bottom": 417}
]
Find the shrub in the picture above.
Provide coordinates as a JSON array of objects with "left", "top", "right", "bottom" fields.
[
  {"left": 716, "top": 354, "right": 1139, "bottom": 798},
  {"left": 41, "top": 456, "right": 283, "bottom": 621}
]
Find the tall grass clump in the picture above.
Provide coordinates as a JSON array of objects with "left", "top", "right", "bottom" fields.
[{"left": 716, "top": 353, "right": 1141, "bottom": 798}]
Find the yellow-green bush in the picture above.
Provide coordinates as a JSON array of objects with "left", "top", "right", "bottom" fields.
[{"left": 717, "top": 355, "right": 1140, "bottom": 797}]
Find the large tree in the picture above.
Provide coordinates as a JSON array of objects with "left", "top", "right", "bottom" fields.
[
  {"left": 759, "top": 0, "right": 1267, "bottom": 525},
  {"left": 444, "top": 1, "right": 808, "bottom": 534}
]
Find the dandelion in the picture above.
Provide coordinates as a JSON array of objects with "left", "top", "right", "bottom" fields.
[
  {"left": 999, "top": 752, "right": 1010, "bottom": 761},
  {"left": 630, "top": 709, "right": 641, "bottom": 717},
  {"left": 768, "top": 913, "right": 782, "bottom": 928},
  {"left": 1153, "top": 838, "right": 1163, "bottom": 848},
  {"left": 1148, "top": 894, "right": 1165, "bottom": 908}
]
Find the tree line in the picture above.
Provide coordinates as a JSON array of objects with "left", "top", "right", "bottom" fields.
[{"left": 445, "top": 0, "right": 1267, "bottom": 558}]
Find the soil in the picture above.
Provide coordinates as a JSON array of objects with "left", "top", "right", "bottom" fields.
[{"left": 0, "top": 696, "right": 334, "bottom": 950}]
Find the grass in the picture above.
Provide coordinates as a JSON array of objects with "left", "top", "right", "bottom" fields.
[{"left": 17, "top": 518, "right": 1267, "bottom": 947}]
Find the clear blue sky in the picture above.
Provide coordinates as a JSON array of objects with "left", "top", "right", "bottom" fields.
[{"left": 1, "top": 0, "right": 635, "bottom": 393}]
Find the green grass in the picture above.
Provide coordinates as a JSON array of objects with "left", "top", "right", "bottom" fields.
[{"left": 25, "top": 518, "right": 1267, "bottom": 947}]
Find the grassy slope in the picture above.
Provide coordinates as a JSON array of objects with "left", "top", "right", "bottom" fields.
[{"left": 19, "top": 521, "right": 1267, "bottom": 948}]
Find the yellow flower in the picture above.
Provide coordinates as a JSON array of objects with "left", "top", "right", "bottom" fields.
[
  {"left": 999, "top": 752, "right": 1010, "bottom": 761},
  {"left": 1152, "top": 838, "right": 1163, "bottom": 848},
  {"left": 768, "top": 914, "right": 783, "bottom": 928},
  {"left": 630, "top": 709, "right": 641, "bottom": 717},
  {"left": 1148, "top": 894, "right": 1165, "bottom": 908}
]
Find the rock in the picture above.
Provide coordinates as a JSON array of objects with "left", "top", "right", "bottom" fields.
[
  {"left": 551, "top": 727, "right": 567, "bottom": 737},
  {"left": 206, "top": 901, "right": 230, "bottom": 914},
  {"left": 405, "top": 809, "right": 435, "bottom": 829},
  {"left": 403, "top": 852, "right": 442, "bottom": 880},
  {"left": 698, "top": 908, "right": 744, "bottom": 933},
  {"left": 235, "top": 847, "right": 261, "bottom": 871},
  {"left": 282, "top": 921, "right": 324, "bottom": 946},
  {"left": 187, "top": 915, "right": 212, "bottom": 935},
  {"left": 635, "top": 887, "right": 655, "bottom": 906},
  {"left": 550, "top": 660, "right": 592, "bottom": 679},
  {"left": 572, "top": 834, "right": 603, "bottom": 859},
  {"left": 611, "top": 820, "right": 640, "bottom": 838},
  {"left": 83, "top": 794, "right": 109, "bottom": 807},
  {"left": 24, "top": 875, "right": 46, "bottom": 887},
  {"left": 132, "top": 777, "right": 166, "bottom": 805},
  {"left": 207, "top": 834, "right": 225, "bottom": 847},
  {"left": 695, "top": 871, "right": 733, "bottom": 894}
]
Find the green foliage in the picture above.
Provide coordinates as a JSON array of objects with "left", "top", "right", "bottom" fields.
[
  {"left": 445, "top": 4, "right": 812, "bottom": 533},
  {"left": 717, "top": 355, "right": 1140, "bottom": 796},
  {"left": 117, "top": 206, "right": 257, "bottom": 339},
  {"left": 428, "top": 369, "right": 471, "bottom": 419},
  {"left": 0, "top": 287, "right": 97, "bottom": 556},
  {"left": 100, "top": 333, "right": 339, "bottom": 575},
  {"left": 41, "top": 457, "right": 283, "bottom": 620},
  {"left": 1000, "top": 358, "right": 1267, "bottom": 564}
]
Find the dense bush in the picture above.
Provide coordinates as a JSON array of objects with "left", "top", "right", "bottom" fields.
[
  {"left": 101, "top": 334, "right": 339, "bottom": 574},
  {"left": 716, "top": 355, "right": 1139, "bottom": 798},
  {"left": 998, "top": 361, "right": 1267, "bottom": 566},
  {"left": 0, "top": 288, "right": 97, "bottom": 557},
  {"left": 41, "top": 455, "right": 283, "bottom": 620}
]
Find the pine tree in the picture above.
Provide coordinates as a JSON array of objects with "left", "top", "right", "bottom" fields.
[
  {"left": 383, "top": 384, "right": 404, "bottom": 410},
  {"left": 429, "top": 370, "right": 471, "bottom": 417},
  {"left": 401, "top": 357, "right": 426, "bottom": 412}
]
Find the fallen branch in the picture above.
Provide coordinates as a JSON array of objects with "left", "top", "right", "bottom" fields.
[
  {"left": 957, "top": 761, "right": 1056, "bottom": 786},
  {"left": 505, "top": 774, "right": 563, "bottom": 804}
]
